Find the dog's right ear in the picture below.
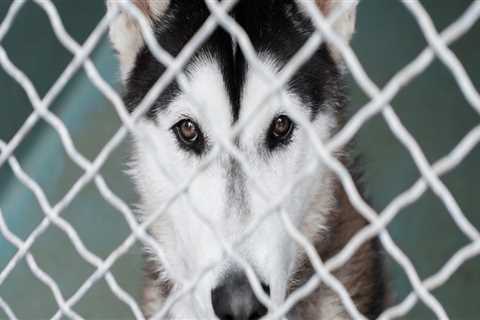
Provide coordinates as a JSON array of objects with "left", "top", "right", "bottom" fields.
[
  {"left": 309, "top": 0, "right": 358, "bottom": 63},
  {"left": 107, "top": 0, "right": 170, "bottom": 81}
]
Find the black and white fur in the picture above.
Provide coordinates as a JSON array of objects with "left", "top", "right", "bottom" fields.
[{"left": 107, "top": 0, "right": 386, "bottom": 319}]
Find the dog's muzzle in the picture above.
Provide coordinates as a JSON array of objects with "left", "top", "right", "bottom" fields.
[{"left": 211, "top": 270, "right": 269, "bottom": 320}]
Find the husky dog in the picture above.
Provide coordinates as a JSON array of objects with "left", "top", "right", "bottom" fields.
[{"left": 108, "top": 0, "right": 386, "bottom": 319}]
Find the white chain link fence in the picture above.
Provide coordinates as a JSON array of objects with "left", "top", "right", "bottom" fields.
[{"left": 1, "top": 0, "right": 480, "bottom": 319}]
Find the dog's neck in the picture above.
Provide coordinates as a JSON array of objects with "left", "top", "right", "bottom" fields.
[{"left": 287, "top": 174, "right": 386, "bottom": 319}]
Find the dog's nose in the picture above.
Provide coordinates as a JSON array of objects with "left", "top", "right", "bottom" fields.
[{"left": 211, "top": 271, "right": 269, "bottom": 320}]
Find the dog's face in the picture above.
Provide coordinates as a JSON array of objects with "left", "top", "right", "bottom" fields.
[{"left": 109, "top": 0, "right": 356, "bottom": 318}]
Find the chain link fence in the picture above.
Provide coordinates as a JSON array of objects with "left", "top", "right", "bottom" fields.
[{"left": 1, "top": 0, "right": 480, "bottom": 319}]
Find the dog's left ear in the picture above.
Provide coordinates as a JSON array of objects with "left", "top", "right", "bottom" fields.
[{"left": 299, "top": 0, "right": 358, "bottom": 62}]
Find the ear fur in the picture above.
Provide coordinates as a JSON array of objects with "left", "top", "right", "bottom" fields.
[
  {"left": 108, "top": 0, "right": 357, "bottom": 80},
  {"left": 107, "top": 0, "right": 170, "bottom": 81},
  {"left": 307, "top": 0, "right": 358, "bottom": 63}
]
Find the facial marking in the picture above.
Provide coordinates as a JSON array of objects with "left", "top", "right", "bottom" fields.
[
  {"left": 118, "top": 2, "right": 346, "bottom": 318},
  {"left": 226, "top": 157, "right": 249, "bottom": 217}
]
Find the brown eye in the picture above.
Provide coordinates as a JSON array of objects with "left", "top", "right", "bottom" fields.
[
  {"left": 178, "top": 119, "right": 198, "bottom": 143},
  {"left": 172, "top": 119, "right": 206, "bottom": 155},
  {"left": 271, "top": 115, "right": 293, "bottom": 139},
  {"left": 266, "top": 115, "right": 295, "bottom": 150}
]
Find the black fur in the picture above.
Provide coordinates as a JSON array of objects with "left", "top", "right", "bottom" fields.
[
  {"left": 120, "top": 1, "right": 387, "bottom": 318},
  {"left": 123, "top": 0, "right": 342, "bottom": 122},
  {"left": 366, "top": 236, "right": 388, "bottom": 318}
]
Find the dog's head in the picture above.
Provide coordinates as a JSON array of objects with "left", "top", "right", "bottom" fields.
[{"left": 108, "top": 0, "right": 357, "bottom": 318}]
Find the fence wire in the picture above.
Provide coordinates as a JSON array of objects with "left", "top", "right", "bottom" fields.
[{"left": 0, "top": 0, "right": 479, "bottom": 319}]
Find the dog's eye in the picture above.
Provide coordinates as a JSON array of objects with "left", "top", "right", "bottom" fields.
[
  {"left": 271, "top": 115, "right": 293, "bottom": 138},
  {"left": 267, "top": 115, "right": 294, "bottom": 149},
  {"left": 177, "top": 119, "right": 198, "bottom": 142},
  {"left": 172, "top": 119, "right": 205, "bottom": 154}
]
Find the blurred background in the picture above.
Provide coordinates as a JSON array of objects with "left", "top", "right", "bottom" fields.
[{"left": 0, "top": 0, "right": 478, "bottom": 319}]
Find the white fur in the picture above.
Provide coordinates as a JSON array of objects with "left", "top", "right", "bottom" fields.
[
  {"left": 128, "top": 55, "right": 337, "bottom": 318},
  {"left": 107, "top": 0, "right": 170, "bottom": 80},
  {"left": 325, "top": 0, "right": 358, "bottom": 43},
  {"left": 107, "top": 0, "right": 357, "bottom": 80},
  {"left": 328, "top": 0, "right": 357, "bottom": 63},
  {"left": 296, "top": 0, "right": 358, "bottom": 64},
  {"left": 107, "top": 1, "right": 352, "bottom": 317}
]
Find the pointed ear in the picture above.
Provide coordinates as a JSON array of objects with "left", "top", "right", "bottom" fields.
[
  {"left": 306, "top": 0, "right": 358, "bottom": 63},
  {"left": 315, "top": 0, "right": 357, "bottom": 42},
  {"left": 107, "top": 0, "right": 170, "bottom": 81}
]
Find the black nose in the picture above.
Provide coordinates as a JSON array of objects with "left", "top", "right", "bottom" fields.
[{"left": 211, "top": 271, "right": 269, "bottom": 320}]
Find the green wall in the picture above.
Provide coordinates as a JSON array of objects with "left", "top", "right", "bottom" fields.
[
  {"left": 0, "top": 1, "right": 479, "bottom": 319},
  {"left": 351, "top": 0, "right": 480, "bottom": 318},
  {"left": 0, "top": 1, "right": 142, "bottom": 319}
]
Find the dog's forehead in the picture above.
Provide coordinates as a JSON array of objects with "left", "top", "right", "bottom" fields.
[
  {"left": 124, "top": 0, "right": 340, "bottom": 121},
  {"left": 178, "top": 54, "right": 282, "bottom": 124}
]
